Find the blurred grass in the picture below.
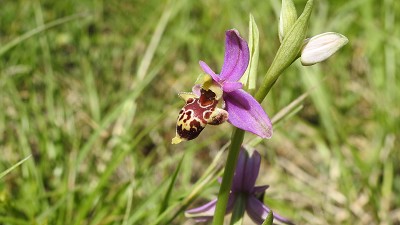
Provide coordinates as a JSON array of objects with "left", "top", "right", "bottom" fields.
[{"left": 0, "top": 0, "right": 399, "bottom": 224}]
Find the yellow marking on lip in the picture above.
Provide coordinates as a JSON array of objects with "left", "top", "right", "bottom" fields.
[
  {"left": 172, "top": 135, "right": 185, "bottom": 144},
  {"left": 195, "top": 74, "right": 223, "bottom": 100},
  {"left": 178, "top": 92, "right": 197, "bottom": 102},
  {"left": 177, "top": 110, "right": 206, "bottom": 132}
]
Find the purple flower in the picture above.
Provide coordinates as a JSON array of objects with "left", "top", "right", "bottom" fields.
[
  {"left": 185, "top": 148, "right": 293, "bottom": 225},
  {"left": 196, "top": 30, "right": 273, "bottom": 139},
  {"left": 172, "top": 30, "right": 272, "bottom": 144}
]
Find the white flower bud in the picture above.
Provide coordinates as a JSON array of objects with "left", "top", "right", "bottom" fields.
[{"left": 301, "top": 32, "right": 348, "bottom": 66}]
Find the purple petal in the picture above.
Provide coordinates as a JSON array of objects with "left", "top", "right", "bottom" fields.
[
  {"left": 219, "top": 30, "right": 250, "bottom": 82},
  {"left": 222, "top": 81, "right": 243, "bottom": 92},
  {"left": 242, "top": 150, "right": 261, "bottom": 192},
  {"left": 246, "top": 196, "right": 294, "bottom": 225},
  {"left": 192, "top": 84, "right": 201, "bottom": 97},
  {"left": 199, "top": 61, "right": 221, "bottom": 82},
  {"left": 185, "top": 199, "right": 217, "bottom": 222},
  {"left": 253, "top": 185, "right": 270, "bottom": 194},
  {"left": 191, "top": 84, "right": 201, "bottom": 97},
  {"left": 226, "top": 195, "right": 236, "bottom": 215},
  {"left": 224, "top": 89, "right": 273, "bottom": 138},
  {"left": 232, "top": 148, "right": 246, "bottom": 192},
  {"left": 246, "top": 196, "right": 270, "bottom": 225},
  {"left": 233, "top": 149, "right": 261, "bottom": 192},
  {"left": 185, "top": 196, "right": 236, "bottom": 222}
]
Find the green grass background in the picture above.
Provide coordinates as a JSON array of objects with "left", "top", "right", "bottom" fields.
[{"left": 0, "top": 0, "right": 399, "bottom": 224}]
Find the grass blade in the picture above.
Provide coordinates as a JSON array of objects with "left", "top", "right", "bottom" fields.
[
  {"left": 0, "top": 12, "right": 88, "bottom": 56},
  {"left": 158, "top": 154, "right": 185, "bottom": 215},
  {"left": 0, "top": 155, "right": 32, "bottom": 179}
]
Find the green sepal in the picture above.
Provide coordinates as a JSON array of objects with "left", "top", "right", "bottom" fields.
[
  {"left": 240, "top": 14, "right": 259, "bottom": 91},
  {"left": 255, "top": 0, "right": 314, "bottom": 103},
  {"left": 261, "top": 210, "right": 274, "bottom": 225},
  {"left": 279, "top": 0, "right": 298, "bottom": 42}
]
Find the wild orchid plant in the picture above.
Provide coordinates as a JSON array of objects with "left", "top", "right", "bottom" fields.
[{"left": 172, "top": 0, "right": 348, "bottom": 224}]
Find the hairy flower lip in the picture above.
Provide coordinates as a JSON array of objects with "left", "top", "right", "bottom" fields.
[
  {"left": 198, "top": 29, "right": 273, "bottom": 138},
  {"left": 185, "top": 148, "right": 293, "bottom": 225}
]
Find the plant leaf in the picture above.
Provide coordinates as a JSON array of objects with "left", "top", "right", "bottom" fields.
[{"left": 158, "top": 154, "right": 185, "bottom": 215}]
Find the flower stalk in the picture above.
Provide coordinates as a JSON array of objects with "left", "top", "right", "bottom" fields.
[
  {"left": 212, "top": 128, "right": 245, "bottom": 225},
  {"left": 213, "top": 1, "right": 314, "bottom": 224}
]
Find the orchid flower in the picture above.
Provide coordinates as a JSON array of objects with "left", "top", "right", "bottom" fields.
[
  {"left": 172, "top": 30, "right": 272, "bottom": 144},
  {"left": 185, "top": 148, "right": 293, "bottom": 225}
]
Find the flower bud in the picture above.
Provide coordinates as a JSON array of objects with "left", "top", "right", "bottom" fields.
[
  {"left": 279, "top": 0, "right": 298, "bottom": 42},
  {"left": 300, "top": 32, "right": 348, "bottom": 66}
]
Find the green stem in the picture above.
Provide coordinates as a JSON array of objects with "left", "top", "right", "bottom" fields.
[
  {"left": 212, "top": 38, "right": 288, "bottom": 225},
  {"left": 212, "top": 49, "right": 283, "bottom": 225},
  {"left": 211, "top": 50, "right": 290, "bottom": 225},
  {"left": 212, "top": 129, "right": 244, "bottom": 225},
  {"left": 212, "top": 2, "right": 314, "bottom": 224},
  {"left": 254, "top": 64, "right": 283, "bottom": 103}
]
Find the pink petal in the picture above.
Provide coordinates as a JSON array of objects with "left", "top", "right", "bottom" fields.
[
  {"left": 219, "top": 29, "right": 250, "bottom": 82},
  {"left": 222, "top": 81, "right": 243, "bottom": 92},
  {"left": 192, "top": 84, "right": 201, "bottom": 97},
  {"left": 224, "top": 89, "right": 273, "bottom": 138},
  {"left": 199, "top": 61, "right": 221, "bottom": 82}
]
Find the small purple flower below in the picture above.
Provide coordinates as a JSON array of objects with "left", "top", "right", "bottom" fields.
[{"left": 185, "top": 148, "right": 293, "bottom": 225}]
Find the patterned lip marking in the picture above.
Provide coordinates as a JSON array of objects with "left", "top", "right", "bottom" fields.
[
  {"left": 175, "top": 88, "right": 219, "bottom": 141},
  {"left": 203, "top": 111, "right": 212, "bottom": 120}
]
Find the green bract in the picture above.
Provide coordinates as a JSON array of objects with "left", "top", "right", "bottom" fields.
[
  {"left": 255, "top": 0, "right": 314, "bottom": 103},
  {"left": 240, "top": 14, "right": 259, "bottom": 91},
  {"left": 279, "top": 0, "right": 298, "bottom": 42}
]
